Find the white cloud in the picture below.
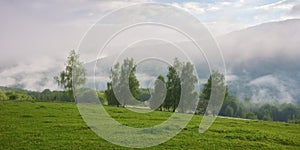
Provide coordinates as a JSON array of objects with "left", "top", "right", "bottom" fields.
[
  {"left": 0, "top": 0, "right": 152, "bottom": 90},
  {"left": 225, "top": 74, "right": 239, "bottom": 82},
  {"left": 171, "top": 2, "right": 205, "bottom": 15},
  {"left": 248, "top": 75, "right": 294, "bottom": 103},
  {"left": 206, "top": 6, "right": 220, "bottom": 11},
  {"left": 288, "top": 3, "right": 300, "bottom": 16},
  {"left": 168, "top": 0, "right": 300, "bottom": 36},
  {"left": 253, "top": 0, "right": 290, "bottom": 10},
  {"left": 0, "top": 59, "right": 61, "bottom": 91}
]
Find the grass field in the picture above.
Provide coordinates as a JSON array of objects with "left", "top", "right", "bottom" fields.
[{"left": 0, "top": 102, "right": 300, "bottom": 149}]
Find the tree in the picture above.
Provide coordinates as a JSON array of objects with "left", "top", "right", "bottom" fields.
[
  {"left": 97, "top": 91, "right": 107, "bottom": 105},
  {"left": 173, "top": 57, "right": 183, "bottom": 76},
  {"left": 105, "top": 82, "right": 120, "bottom": 106},
  {"left": 139, "top": 88, "right": 151, "bottom": 102},
  {"left": 105, "top": 58, "right": 140, "bottom": 107},
  {"left": 41, "top": 89, "right": 52, "bottom": 100},
  {"left": 197, "top": 71, "right": 228, "bottom": 115},
  {"left": 224, "top": 105, "right": 234, "bottom": 117},
  {"left": 128, "top": 62, "right": 140, "bottom": 102},
  {"left": 118, "top": 58, "right": 140, "bottom": 107},
  {"left": 197, "top": 75, "right": 211, "bottom": 115},
  {"left": 105, "top": 63, "right": 120, "bottom": 107},
  {"left": 220, "top": 95, "right": 238, "bottom": 116},
  {"left": 165, "top": 66, "right": 181, "bottom": 112},
  {"left": 4, "top": 90, "right": 34, "bottom": 100},
  {"left": 235, "top": 106, "right": 246, "bottom": 118},
  {"left": 54, "top": 50, "right": 86, "bottom": 102},
  {"left": 255, "top": 104, "right": 276, "bottom": 121},
  {"left": 150, "top": 75, "right": 166, "bottom": 111},
  {"left": 0, "top": 90, "right": 8, "bottom": 100},
  {"left": 178, "top": 62, "right": 198, "bottom": 113},
  {"left": 246, "top": 112, "right": 257, "bottom": 119},
  {"left": 236, "top": 107, "right": 245, "bottom": 118},
  {"left": 280, "top": 104, "right": 298, "bottom": 122}
]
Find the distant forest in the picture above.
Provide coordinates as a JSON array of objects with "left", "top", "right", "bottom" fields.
[{"left": 1, "top": 86, "right": 299, "bottom": 124}]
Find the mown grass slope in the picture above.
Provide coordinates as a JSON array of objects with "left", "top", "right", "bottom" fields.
[{"left": 0, "top": 102, "right": 299, "bottom": 149}]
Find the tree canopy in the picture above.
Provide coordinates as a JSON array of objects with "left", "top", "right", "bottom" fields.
[
  {"left": 105, "top": 58, "right": 140, "bottom": 107},
  {"left": 0, "top": 90, "right": 9, "bottom": 100},
  {"left": 54, "top": 50, "right": 86, "bottom": 101}
]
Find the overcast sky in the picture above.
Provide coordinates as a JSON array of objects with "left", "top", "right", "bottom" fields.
[{"left": 0, "top": 0, "right": 299, "bottom": 91}]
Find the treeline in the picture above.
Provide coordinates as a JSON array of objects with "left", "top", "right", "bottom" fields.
[
  {"left": 0, "top": 88, "right": 72, "bottom": 102},
  {"left": 104, "top": 58, "right": 227, "bottom": 114},
  {"left": 105, "top": 58, "right": 200, "bottom": 113},
  {"left": 104, "top": 58, "right": 300, "bottom": 124},
  {"left": 0, "top": 89, "right": 34, "bottom": 101},
  {"left": 0, "top": 87, "right": 108, "bottom": 103},
  {"left": 220, "top": 95, "right": 300, "bottom": 123}
]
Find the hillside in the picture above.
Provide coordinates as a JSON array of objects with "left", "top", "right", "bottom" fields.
[
  {"left": 217, "top": 19, "right": 300, "bottom": 104},
  {"left": 0, "top": 101, "right": 299, "bottom": 149}
]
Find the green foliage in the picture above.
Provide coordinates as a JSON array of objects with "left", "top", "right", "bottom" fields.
[
  {"left": 279, "top": 104, "right": 299, "bottom": 122},
  {"left": 246, "top": 112, "right": 258, "bottom": 120},
  {"left": 54, "top": 50, "right": 86, "bottom": 101},
  {"left": 4, "top": 90, "right": 34, "bottom": 100},
  {"left": 75, "top": 88, "right": 108, "bottom": 104},
  {"left": 197, "top": 70, "right": 228, "bottom": 115},
  {"left": 119, "top": 58, "right": 138, "bottom": 106},
  {"left": 105, "top": 58, "right": 198, "bottom": 113},
  {"left": 105, "top": 58, "right": 140, "bottom": 107},
  {"left": 127, "top": 62, "right": 140, "bottom": 102},
  {"left": 173, "top": 57, "right": 183, "bottom": 76},
  {"left": 178, "top": 62, "right": 198, "bottom": 113},
  {"left": 102, "top": 58, "right": 300, "bottom": 124},
  {"left": 0, "top": 90, "right": 8, "bottom": 100},
  {"left": 224, "top": 105, "right": 234, "bottom": 117},
  {"left": 105, "top": 63, "right": 120, "bottom": 107},
  {"left": 219, "top": 97, "right": 300, "bottom": 123},
  {"left": 105, "top": 82, "right": 120, "bottom": 106},
  {"left": 165, "top": 66, "right": 181, "bottom": 112},
  {"left": 255, "top": 104, "right": 275, "bottom": 121},
  {"left": 139, "top": 88, "right": 151, "bottom": 102},
  {"left": 236, "top": 107, "right": 245, "bottom": 118},
  {"left": 220, "top": 95, "right": 238, "bottom": 116},
  {"left": 76, "top": 88, "right": 99, "bottom": 103},
  {"left": 197, "top": 75, "right": 212, "bottom": 114},
  {"left": 27, "top": 89, "right": 72, "bottom": 102},
  {"left": 150, "top": 75, "right": 166, "bottom": 110},
  {"left": 97, "top": 91, "right": 107, "bottom": 105}
]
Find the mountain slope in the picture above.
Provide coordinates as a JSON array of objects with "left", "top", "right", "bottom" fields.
[{"left": 217, "top": 19, "right": 300, "bottom": 104}]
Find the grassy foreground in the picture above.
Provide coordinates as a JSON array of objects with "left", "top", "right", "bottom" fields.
[{"left": 0, "top": 102, "right": 300, "bottom": 149}]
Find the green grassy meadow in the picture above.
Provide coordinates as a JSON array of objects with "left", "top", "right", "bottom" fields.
[{"left": 0, "top": 102, "right": 300, "bottom": 149}]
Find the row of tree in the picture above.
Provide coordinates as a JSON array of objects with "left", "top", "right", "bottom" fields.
[
  {"left": 2, "top": 49, "right": 299, "bottom": 124},
  {"left": 220, "top": 95, "right": 300, "bottom": 123},
  {"left": 19, "top": 49, "right": 299, "bottom": 124},
  {"left": 104, "top": 58, "right": 226, "bottom": 114},
  {"left": 0, "top": 89, "right": 34, "bottom": 101},
  {"left": 149, "top": 59, "right": 199, "bottom": 113},
  {"left": 0, "top": 88, "right": 73, "bottom": 102},
  {"left": 103, "top": 57, "right": 300, "bottom": 123}
]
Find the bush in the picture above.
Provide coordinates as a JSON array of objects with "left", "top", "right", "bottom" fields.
[
  {"left": 4, "top": 90, "right": 34, "bottom": 100},
  {"left": 246, "top": 112, "right": 257, "bottom": 120},
  {"left": 0, "top": 90, "right": 9, "bottom": 100},
  {"left": 224, "top": 105, "right": 234, "bottom": 117}
]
